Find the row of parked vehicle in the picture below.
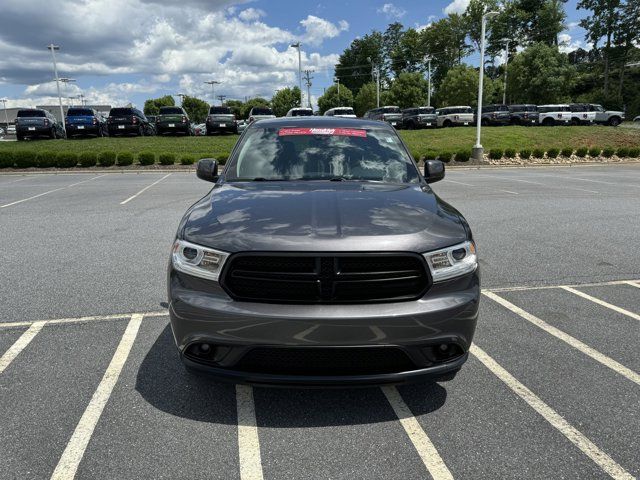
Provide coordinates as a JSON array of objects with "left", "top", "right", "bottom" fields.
[{"left": 363, "top": 103, "right": 626, "bottom": 129}]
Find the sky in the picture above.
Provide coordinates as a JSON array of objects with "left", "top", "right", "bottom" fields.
[{"left": 0, "top": 0, "right": 589, "bottom": 111}]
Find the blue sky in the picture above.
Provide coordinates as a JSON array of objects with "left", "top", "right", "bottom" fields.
[{"left": 0, "top": 0, "right": 589, "bottom": 110}]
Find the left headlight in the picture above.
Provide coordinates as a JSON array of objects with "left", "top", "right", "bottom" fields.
[
  {"left": 171, "top": 239, "right": 229, "bottom": 282},
  {"left": 423, "top": 241, "right": 477, "bottom": 283}
]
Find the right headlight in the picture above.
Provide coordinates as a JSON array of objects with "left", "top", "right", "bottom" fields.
[
  {"left": 171, "top": 239, "right": 229, "bottom": 282},
  {"left": 423, "top": 241, "right": 477, "bottom": 282}
]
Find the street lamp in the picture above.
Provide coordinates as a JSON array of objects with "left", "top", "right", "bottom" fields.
[
  {"left": 47, "top": 44, "right": 66, "bottom": 136},
  {"left": 291, "top": 42, "right": 303, "bottom": 107},
  {"left": 424, "top": 55, "right": 432, "bottom": 107},
  {"left": 203, "top": 80, "right": 220, "bottom": 105},
  {"left": 472, "top": 11, "right": 500, "bottom": 162},
  {"left": 1, "top": 98, "right": 10, "bottom": 131},
  {"left": 500, "top": 38, "right": 512, "bottom": 105}
]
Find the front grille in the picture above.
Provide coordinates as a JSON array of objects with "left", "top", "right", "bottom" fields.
[
  {"left": 234, "top": 347, "right": 417, "bottom": 375},
  {"left": 222, "top": 253, "right": 430, "bottom": 304}
]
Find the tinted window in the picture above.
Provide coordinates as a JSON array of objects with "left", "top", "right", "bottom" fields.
[
  {"left": 418, "top": 107, "right": 434, "bottom": 114},
  {"left": 571, "top": 104, "right": 587, "bottom": 112},
  {"left": 17, "top": 110, "right": 46, "bottom": 117},
  {"left": 382, "top": 107, "right": 400, "bottom": 114},
  {"left": 109, "top": 108, "right": 133, "bottom": 116},
  {"left": 227, "top": 126, "right": 419, "bottom": 183},
  {"left": 333, "top": 108, "right": 354, "bottom": 116},
  {"left": 159, "top": 107, "right": 183, "bottom": 114},
  {"left": 210, "top": 107, "right": 231, "bottom": 114},
  {"left": 67, "top": 108, "right": 94, "bottom": 116},
  {"left": 291, "top": 109, "right": 313, "bottom": 116},
  {"left": 252, "top": 108, "right": 273, "bottom": 115}
]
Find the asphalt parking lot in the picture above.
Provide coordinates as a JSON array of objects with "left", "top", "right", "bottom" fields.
[{"left": 0, "top": 164, "right": 638, "bottom": 479}]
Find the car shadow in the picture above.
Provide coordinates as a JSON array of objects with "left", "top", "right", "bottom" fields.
[{"left": 135, "top": 325, "right": 447, "bottom": 427}]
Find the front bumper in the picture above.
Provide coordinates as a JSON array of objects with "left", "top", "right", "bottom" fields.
[{"left": 168, "top": 268, "right": 479, "bottom": 386}]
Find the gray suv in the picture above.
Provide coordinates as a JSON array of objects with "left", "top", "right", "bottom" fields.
[
  {"left": 509, "top": 104, "right": 539, "bottom": 125},
  {"left": 402, "top": 107, "right": 437, "bottom": 129},
  {"left": 168, "top": 117, "right": 479, "bottom": 386}
]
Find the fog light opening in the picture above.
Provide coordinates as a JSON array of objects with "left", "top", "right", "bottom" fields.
[
  {"left": 186, "top": 342, "right": 217, "bottom": 361},
  {"left": 422, "top": 343, "right": 464, "bottom": 364}
]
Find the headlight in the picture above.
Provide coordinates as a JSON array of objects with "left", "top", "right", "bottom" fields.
[
  {"left": 423, "top": 241, "right": 477, "bottom": 282},
  {"left": 171, "top": 239, "right": 229, "bottom": 281}
]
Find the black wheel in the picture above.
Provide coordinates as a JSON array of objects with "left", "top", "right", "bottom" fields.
[
  {"left": 443, "top": 120, "right": 452, "bottom": 128},
  {"left": 138, "top": 126, "right": 144, "bottom": 137},
  {"left": 434, "top": 368, "right": 460, "bottom": 382},
  {"left": 542, "top": 118, "right": 555, "bottom": 127},
  {"left": 481, "top": 118, "right": 490, "bottom": 127},
  {"left": 50, "top": 128, "right": 56, "bottom": 139},
  {"left": 16, "top": 133, "right": 24, "bottom": 141},
  {"left": 608, "top": 116, "right": 621, "bottom": 127},
  {"left": 571, "top": 118, "right": 580, "bottom": 126},
  {"left": 233, "top": 127, "right": 239, "bottom": 135},
  {"left": 206, "top": 128, "right": 213, "bottom": 136}
]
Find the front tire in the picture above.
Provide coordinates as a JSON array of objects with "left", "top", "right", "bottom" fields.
[
  {"left": 608, "top": 116, "right": 621, "bottom": 127},
  {"left": 443, "top": 120, "right": 452, "bottom": 128},
  {"left": 542, "top": 117, "right": 555, "bottom": 127}
]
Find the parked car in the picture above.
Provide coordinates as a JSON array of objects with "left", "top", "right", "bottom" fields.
[
  {"left": 7, "top": 124, "right": 16, "bottom": 135},
  {"left": 206, "top": 106, "right": 237, "bottom": 134},
  {"left": 634, "top": 115, "right": 640, "bottom": 123},
  {"left": 15, "top": 109, "right": 65, "bottom": 140},
  {"left": 476, "top": 104, "right": 511, "bottom": 126},
  {"left": 508, "top": 104, "right": 539, "bottom": 125},
  {"left": 363, "top": 106, "right": 403, "bottom": 127},
  {"left": 107, "top": 107, "right": 153, "bottom": 136},
  {"left": 436, "top": 106, "right": 473, "bottom": 127},
  {"left": 248, "top": 107, "right": 276, "bottom": 123},
  {"left": 194, "top": 123, "right": 207, "bottom": 136},
  {"left": 402, "top": 107, "right": 437, "bottom": 129},
  {"left": 168, "top": 116, "right": 478, "bottom": 385},
  {"left": 538, "top": 105, "right": 571, "bottom": 126},
  {"left": 155, "top": 106, "right": 193, "bottom": 136},
  {"left": 65, "top": 107, "right": 108, "bottom": 137},
  {"left": 236, "top": 119, "right": 249, "bottom": 134},
  {"left": 286, "top": 107, "right": 314, "bottom": 117},
  {"left": 568, "top": 103, "right": 596, "bottom": 125},
  {"left": 0, "top": 127, "right": 4, "bottom": 137},
  {"left": 588, "top": 104, "right": 625, "bottom": 126},
  {"left": 147, "top": 115, "right": 157, "bottom": 124},
  {"left": 324, "top": 107, "right": 356, "bottom": 118}
]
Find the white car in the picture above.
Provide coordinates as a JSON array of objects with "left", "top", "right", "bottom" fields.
[
  {"left": 436, "top": 106, "right": 474, "bottom": 127},
  {"left": 8, "top": 124, "right": 16, "bottom": 135},
  {"left": 286, "top": 107, "right": 314, "bottom": 117},
  {"left": 538, "top": 104, "right": 572, "bottom": 126},
  {"left": 634, "top": 116, "right": 640, "bottom": 123},
  {"left": 324, "top": 107, "right": 357, "bottom": 118}
]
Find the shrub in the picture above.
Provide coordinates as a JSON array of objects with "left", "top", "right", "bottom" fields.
[
  {"left": 217, "top": 154, "right": 229, "bottom": 165},
  {"left": 117, "top": 152, "right": 134, "bottom": 166},
  {"left": 0, "top": 151, "right": 15, "bottom": 168},
  {"left": 36, "top": 152, "right": 57, "bottom": 168},
  {"left": 180, "top": 155, "right": 195, "bottom": 165},
  {"left": 138, "top": 152, "right": 155, "bottom": 165},
  {"left": 14, "top": 151, "right": 36, "bottom": 168},
  {"left": 616, "top": 147, "right": 629, "bottom": 158},
  {"left": 546, "top": 148, "right": 560, "bottom": 159},
  {"left": 488, "top": 149, "right": 504, "bottom": 160},
  {"left": 601, "top": 147, "right": 615, "bottom": 158},
  {"left": 158, "top": 153, "right": 175, "bottom": 165},
  {"left": 78, "top": 152, "right": 97, "bottom": 168},
  {"left": 98, "top": 151, "right": 116, "bottom": 167},
  {"left": 627, "top": 147, "right": 640, "bottom": 158},
  {"left": 561, "top": 147, "right": 574, "bottom": 157},
  {"left": 454, "top": 150, "right": 470, "bottom": 162},
  {"left": 410, "top": 150, "right": 421, "bottom": 162},
  {"left": 575, "top": 147, "right": 588, "bottom": 158},
  {"left": 56, "top": 152, "right": 78, "bottom": 168},
  {"left": 532, "top": 148, "right": 545, "bottom": 159},
  {"left": 588, "top": 147, "right": 601, "bottom": 157},
  {"left": 504, "top": 148, "right": 517, "bottom": 159},
  {"left": 437, "top": 152, "right": 453, "bottom": 162},
  {"left": 518, "top": 149, "right": 532, "bottom": 160}
]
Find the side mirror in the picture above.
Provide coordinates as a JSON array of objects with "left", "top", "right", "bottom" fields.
[
  {"left": 196, "top": 158, "right": 219, "bottom": 183},
  {"left": 424, "top": 159, "right": 445, "bottom": 184}
]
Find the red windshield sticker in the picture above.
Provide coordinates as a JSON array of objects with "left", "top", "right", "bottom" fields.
[{"left": 278, "top": 127, "right": 366, "bottom": 137}]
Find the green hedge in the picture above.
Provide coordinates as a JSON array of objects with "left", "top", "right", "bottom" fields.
[
  {"left": 98, "top": 151, "right": 116, "bottom": 167},
  {"left": 519, "top": 149, "right": 532, "bottom": 160},
  {"left": 56, "top": 152, "right": 78, "bottom": 168},
  {"left": 532, "top": 148, "right": 545, "bottom": 158},
  {"left": 454, "top": 150, "right": 470, "bottom": 162},
  {"left": 437, "top": 152, "right": 453, "bottom": 163},
  {"left": 575, "top": 147, "right": 588, "bottom": 158},
  {"left": 180, "top": 155, "right": 195, "bottom": 165},
  {"left": 546, "top": 148, "right": 560, "bottom": 159},
  {"left": 628, "top": 147, "right": 640, "bottom": 157},
  {"left": 504, "top": 148, "right": 516, "bottom": 159},
  {"left": 117, "top": 152, "right": 134, "bottom": 166},
  {"left": 488, "top": 149, "right": 503, "bottom": 160},
  {"left": 14, "top": 151, "right": 35, "bottom": 168},
  {"left": 616, "top": 147, "right": 629, "bottom": 157},
  {"left": 36, "top": 152, "right": 57, "bottom": 168},
  {"left": 159, "top": 153, "right": 176, "bottom": 165},
  {"left": 561, "top": 147, "right": 574, "bottom": 157},
  {"left": 78, "top": 152, "right": 97, "bottom": 168},
  {"left": 601, "top": 147, "right": 615, "bottom": 158},
  {"left": 0, "top": 151, "right": 14, "bottom": 168},
  {"left": 588, "top": 147, "right": 601, "bottom": 157},
  {"left": 138, "top": 152, "right": 155, "bottom": 165}
]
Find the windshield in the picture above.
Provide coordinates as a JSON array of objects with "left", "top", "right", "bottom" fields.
[
  {"left": 67, "top": 108, "right": 93, "bottom": 116},
  {"left": 17, "top": 110, "right": 46, "bottom": 117},
  {"left": 159, "top": 107, "right": 183, "bottom": 114},
  {"left": 252, "top": 108, "right": 273, "bottom": 116},
  {"left": 226, "top": 126, "right": 419, "bottom": 183},
  {"left": 109, "top": 108, "right": 133, "bottom": 116}
]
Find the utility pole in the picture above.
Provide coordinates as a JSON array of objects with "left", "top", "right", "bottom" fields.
[
  {"left": 78, "top": 93, "right": 86, "bottom": 106},
  {"left": 500, "top": 38, "right": 512, "bottom": 105},
  {"left": 1, "top": 98, "right": 9, "bottom": 130},
  {"left": 425, "top": 56, "right": 432, "bottom": 107},
  {"left": 217, "top": 95, "right": 227, "bottom": 105},
  {"left": 303, "top": 69, "right": 314, "bottom": 109},
  {"left": 334, "top": 76, "right": 340, "bottom": 96},
  {"left": 203, "top": 80, "right": 220, "bottom": 105},
  {"left": 367, "top": 57, "right": 380, "bottom": 108},
  {"left": 177, "top": 93, "right": 186, "bottom": 105},
  {"left": 47, "top": 44, "right": 66, "bottom": 135},
  {"left": 291, "top": 42, "right": 303, "bottom": 107}
]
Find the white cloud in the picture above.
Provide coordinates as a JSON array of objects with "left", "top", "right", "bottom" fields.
[
  {"left": 558, "top": 32, "right": 583, "bottom": 53},
  {"left": 238, "top": 8, "right": 266, "bottom": 22},
  {"left": 377, "top": 3, "right": 406, "bottom": 19},
  {"left": 567, "top": 21, "right": 580, "bottom": 30},
  {"left": 300, "top": 15, "right": 349, "bottom": 46},
  {"left": 443, "top": 0, "right": 470, "bottom": 15}
]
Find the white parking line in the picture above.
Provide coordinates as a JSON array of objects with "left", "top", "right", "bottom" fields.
[
  {"left": 443, "top": 179, "right": 476, "bottom": 187},
  {"left": 481, "top": 175, "right": 600, "bottom": 194},
  {"left": 560, "top": 286, "right": 640, "bottom": 322},
  {"left": 51, "top": 313, "right": 143, "bottom": 480},
  {"left": 236, "top": 385, "right": 265, "bottom": 480},
  {"left": 486, "top": 278, "right": 640, "bottom": 293},
  {"left": 120, "top": 173, "right": 172, "bottom": 205},
  {"left": 0, "top": 310, "right": 166, "bottom": 329},
  {"left": 570, "top": 177, "right": 640, "bottom": 188},
  {"left": 471, "top": 344, "right": 633, "bottom": 480},
  {"left": 482, "top": 291, "right": 640, "bottom": 386},
  {"left": 443, "top": 178, "right": 518, "bottom": 195},
  {"left": 3, "top": 176, "right": 33, "bottom": 184},
  {"left": 381, "top": 386, "right": 453, "bottom": 480},
  {"left": 0, "top": 321, "right": 46, "bottom": 374},
  {"left": 0, "top": 174, "right": 107, "bottom": 209},
  {"left": 624, "top": 281, "right": 640, "bottom": 289}
]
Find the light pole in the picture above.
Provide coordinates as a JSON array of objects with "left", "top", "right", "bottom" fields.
[
  {"left": 1, "top": 98, "right": 9, "bottom": 130},
  {"left": 334, "top": 77, "right": 340, "bottom": 97},
  {"left": 500, "top": 38, "right": 512, "bottom": 105},
  {"left": 425, "top": 55, "right": 432, "bottom": 107},
  {"left": 367, "top": 56, "right": 380, "bottom": 108},
  {"left": 203, "top": 80, "right": 220, "bottom": 106},
  {"left": 291, "top": 42, "right": 303, "bottom": 107},
  {"left": 177, "top": 93, "right": 186, "bottom": 105},
  {"left": 47, "top": 43, "right": 66, "bottom": 135},
  {"left": 472, "top": 11, "right": 500, "bottom": 161}
]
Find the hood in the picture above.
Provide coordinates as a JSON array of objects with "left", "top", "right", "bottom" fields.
[{"left": 181, "top": 182, "right": 467, "bottom": 253}]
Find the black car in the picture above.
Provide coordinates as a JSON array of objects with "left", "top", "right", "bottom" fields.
[
  {"left": 402, "top": 107, "right": 437, "bottom": 129},
  {"left": 65, "top": 107, "right": 108, "bottom": 137},
  {"left": 206, "top": 106, "right": 238, "bottom": 134},
  {"left": 107, "top": 107, "right": 153, "bottom": 136},
  {"left": 477, "top": 104, "right": 511, "bottom": 126},
  {"left": 168, "top": 117, "right": 479, "bottom": 386},
  {"left": 15, "top": 109, "right": 65, "bottom": 141},
  {"left": 508, "top": 104, "right": 540, "bottom": 125}
]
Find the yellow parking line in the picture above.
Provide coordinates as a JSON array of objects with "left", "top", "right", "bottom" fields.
[
  {"left": 482, "top": 291, "right": 640, "bottom": 385},
  {"left": 0, "top": 321, "right": 46, "bottom": 374},
  {"left": 560, "top": 286, "right": 640, "bottom": 322},
  {"left": 471, "top": 345, "right": 633, "bottom": 480},
  {"left": 236, "top": 385, "right": 264, "bottom": 480}
]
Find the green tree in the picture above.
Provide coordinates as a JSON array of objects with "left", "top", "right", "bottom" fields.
[
  {"left": 436, "top": 64, "right": 498, "bottom": 107},
  {"left": 335, "top": 32, "right": 384, "bottom": 94},
  {"left": 143, "top": 95, "right": 175, "bottom": 116},
  {"left": 181, "top": 96, "right": 209, "bottom": 123},
  {"left": 354, "top": 82, "right": 378, "bottom": 117},
  {"left": 241, "top": 97, "right": 270, "bottom": 119},
  {"left": 386, "top": 72, "right": 429, "bottom": 108},
  {"left": 464, "top": 0, "right": 501, "bottom": 51},
  {"left": 420, "top": 15, "right": 472, "bottom": 86},
  {"left": 317, "top": 85, "right": 354, "bottom": 114},
  {"left": 507, "top": 43, "right": 575, "bottom": 104},
  {"left": 271, "top": 87, "right": 301, "bottom": 117},
  {"left": 225, "top": 99, "right": 245, "bottom": 119}
]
